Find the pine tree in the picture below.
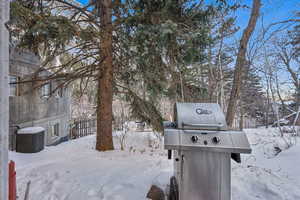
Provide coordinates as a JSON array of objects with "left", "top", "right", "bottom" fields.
[
  {"left": 8, "top": 0, "right": 234, "bottom": 147},
  {"left": 115, "top": 0, "right": 220, "bottom": 131},
  {"left": 240, "top": 65, "right": 266, "bottom": 123}
]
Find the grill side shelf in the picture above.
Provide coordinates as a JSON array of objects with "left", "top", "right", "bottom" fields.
[
  {"left": 229, "top": 132, "right": 252, "bottom": 154},
  {"left": 165, "top": 144, "right": 251, "bottom": 154}
]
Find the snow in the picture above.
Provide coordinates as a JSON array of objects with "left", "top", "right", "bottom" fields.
[
  {"left": 17, "top": 127, "right": 45, "bottom": 134},
  {"left": 232, "top": 128, "right": 300, "bottom": 200},
  {"left": 10, "top": 132, "right": 171, "bottom": 200},
  {"left": 9, "top": 128, "right": 300, "bottom": 200}
]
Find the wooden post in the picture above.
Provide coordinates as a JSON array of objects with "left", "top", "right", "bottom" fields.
[
  {"left": 0, "top": 1, "right": 10, "bottom": 199},
  {"left": 8, "top": 161, "right": 16, "bottom": 200}
]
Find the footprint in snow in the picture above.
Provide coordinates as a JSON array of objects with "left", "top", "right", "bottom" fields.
[
  {"left": 87, "top": 188, "right": 104, "bottom": 199},
  {"left": 121, "top": 182, "right": 135, "bottom": 189},
  {"left": 88, "top": 189, "right": 98, "bottom": 196}
]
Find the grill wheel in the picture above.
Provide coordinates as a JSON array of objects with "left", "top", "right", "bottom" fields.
[{"left": 169, "top": 176, "right": 179, "bottom": 200}]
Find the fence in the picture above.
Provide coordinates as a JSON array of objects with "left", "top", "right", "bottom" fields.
[
  {"left": 232, "top": 115, "right": 257, "bottom": 129},
  {"left": 69, "top": 118, "right": 96, "bottom": 139}
]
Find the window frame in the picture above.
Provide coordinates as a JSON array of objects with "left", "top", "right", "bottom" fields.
[
  {"left": 9, "top": 75, "right": 20, "bottom": 97},
  {"left": 40, "top": 82, "right": 51, "bottom": 98},
  {"left": 51, "top": 123, "right": 59, "bottom": 138},
  {"left": 56, "top": 87, "right": 63, "bottom": 98}
]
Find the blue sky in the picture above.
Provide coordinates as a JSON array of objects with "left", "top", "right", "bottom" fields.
[
  {"left": 77, "top": 0, "right": 88, "bottom": 4},
  {"left": 236, "top": 0, "right": 299, "bottom": 29}
]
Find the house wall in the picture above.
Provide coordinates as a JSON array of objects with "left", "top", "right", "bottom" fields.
[{"left": 9, "top": 49, "right": 71, "bottom": 146}]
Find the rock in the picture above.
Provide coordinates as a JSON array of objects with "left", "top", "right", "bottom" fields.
[{"left": 146, "top": 185, "right": 165, "bottom": 200}]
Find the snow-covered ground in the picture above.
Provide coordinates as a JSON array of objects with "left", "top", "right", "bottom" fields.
[
  {"left": 233, "top": 128, "right": 300, "bottom": 200},
  {"left": 10, "top": 128, "right": 300, "bottom": 200}
]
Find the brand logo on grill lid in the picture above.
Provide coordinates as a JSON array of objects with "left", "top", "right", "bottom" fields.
[{"left": 196, "top": 108, "right": 212, "bottom": 115}]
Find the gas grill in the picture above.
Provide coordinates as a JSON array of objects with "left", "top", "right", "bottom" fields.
[{"left": 164, "top": 103, "right": 251, "bottom": 200}]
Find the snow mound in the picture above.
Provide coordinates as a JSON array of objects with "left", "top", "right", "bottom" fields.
[{"left": 17, "top": 127, "right": 45, "bottom": 134}]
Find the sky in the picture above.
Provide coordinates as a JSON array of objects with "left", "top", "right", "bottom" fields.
[
  {"left": 236, "top": 0, "right": 299, "bottom": 31},
  {"left": 77, "top": 0, "right": 88, "bottom": 4}
]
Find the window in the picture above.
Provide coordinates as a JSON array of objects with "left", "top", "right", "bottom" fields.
[
  {"left": 41, "top": 82, "right": 51, "bottom": 98},
  {"left": 52, "top": 123, "right": 59, "bottom": 137},
  {"left": 56, "top": 87, "right": 63, "bottom": 98},
  {"left": 9, "top": 76, "right": 20, "bottom": 96}
]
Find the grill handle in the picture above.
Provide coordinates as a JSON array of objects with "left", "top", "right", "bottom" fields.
[
  {"left": 182, "top": 123, "right": 224, "bottom": 129},
  {"left": 168, "top": 150, "right": 172, "bottom": 160}
]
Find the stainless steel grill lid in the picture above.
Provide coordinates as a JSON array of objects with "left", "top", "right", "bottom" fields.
[{"left": 175, "top": 103, "right": 227, "bottom": 131}]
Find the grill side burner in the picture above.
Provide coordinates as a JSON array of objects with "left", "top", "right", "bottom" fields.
[{"left": 164, "top": 103, "right": 252, "bottom": 200}]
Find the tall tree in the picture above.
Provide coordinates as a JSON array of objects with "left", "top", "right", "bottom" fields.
[
  {"left": 96, "top": 0, "right": 114, "bottom": 150},
  {"left": 240, "top": 64, "right": 266, "bottom": 125},
  {"left": 291, "top": 12, "right": 300, "bottom": 53},
  {"left": 273, "top": 34, "right": 300, "bottom": 110},
  {"left": 117, "top": 0, "right": 236, "bottom": 130},
  {"left": 114, "top": 0, "right": 218, "bottom": 131},
  {"left": 8, "top": 0, "right": 232, "bottom": 150},
  {"left": 226, "top": 0, "right": 261, "bottom": 127},
  {"left": 9, "top": 0, "right": 116, "bottom": 151}
]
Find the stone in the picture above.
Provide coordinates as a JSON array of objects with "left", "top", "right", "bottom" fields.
[{"left": 146, "top": 185, "right": 165, "bottom": 200}]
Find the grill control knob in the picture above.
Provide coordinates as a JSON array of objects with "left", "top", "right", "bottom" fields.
[
  {"left": 191, "top": 136, "right": 198, "bottom": 143},
  {"left": 212, "top": 137, "right": 221, "bottom": 144}
]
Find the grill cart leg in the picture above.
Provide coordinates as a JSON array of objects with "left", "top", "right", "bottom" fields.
[
  {"left": 169, "top": 176, "right": 179, "bottom": 200},
  {"left": 231, "top": 153, "right": 241, "bottom": 163}
]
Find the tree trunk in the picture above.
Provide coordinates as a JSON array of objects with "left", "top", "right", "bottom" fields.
[
  {"left": 217, "top": 16, "right": 225, "bottom": 110},
  {"left": 207, "top": 46, "right": 216, "bottom": 102},
  {"left": 265, "top": 77, "right": 270, "bottom": 128},
  {"left": 296, "top": 86, "right": 300, "bottom": 110},
  {"left": 226, "top": 0, "right": 261, "bottom": 127},
  {"left": 96, "top": 0, "right": 114, "bottom": 151},
  {"left": 179, "top": 71, "right": 185, "bottom": 102},
  {"left": 239, "top": 107, "right": 244, "bottom": 130},
  {"left": 269, "top": 75, "right": 284, "bottom": 136}
]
